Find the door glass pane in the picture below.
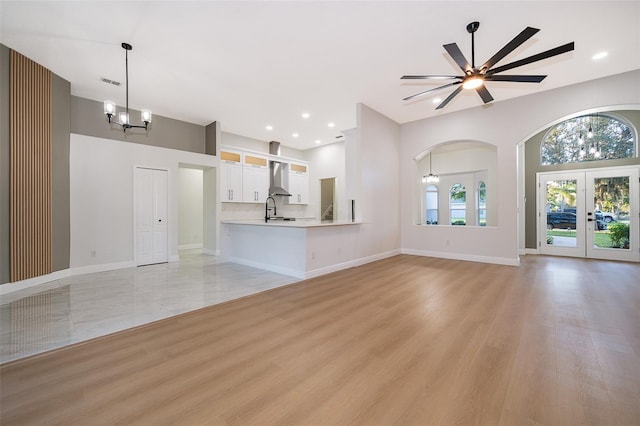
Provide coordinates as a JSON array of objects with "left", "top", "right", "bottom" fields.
[
  {"left": 545, "top": 179, "right": 578, "bottom": 247},
  {"left": 592, "top": 176, "right": 630, "bottom": 250}
]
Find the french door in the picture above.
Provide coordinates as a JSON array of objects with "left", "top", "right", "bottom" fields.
[{"left": 538, "top": 167, "right": 639, "bottom": 262}]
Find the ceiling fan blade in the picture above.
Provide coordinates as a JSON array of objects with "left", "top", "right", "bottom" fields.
[
  {"left": 485, "top": 74, "right": 547, "bottom": 83},
  {"left": 480, "top": 27, "right": 539, "bottom": 71},
  {"left": 476, "top": 85, "right": 494, "bottom": 104},
  {"left": 443, "top": 43, "right": 472, "bottom": 73},
  {"left": 401, "top": 75, "right": 462, "bottom": 80},
  {"left": 403, "top": 81, "right": 461, "bottom": 101},
  {"left": 488, "top": 42, "right": 575, "bottom": 75},
  {"left": 435, "top": 86, "right": 463, "bottom": 110}
]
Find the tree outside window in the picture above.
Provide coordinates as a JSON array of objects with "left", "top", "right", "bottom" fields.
[
  {"left": 477, "top": 181, "right": 486, "bottom": 226},
  {"left": 541, "top": 114, "right": 635, "bottom": 165},
  {"left": 450, "top": 184, "right": 466, "bottom": 226}
]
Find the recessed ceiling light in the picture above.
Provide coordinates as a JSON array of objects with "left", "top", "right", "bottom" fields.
[
  {"left": 265, "top": 125, "right": 273, "bottom": 131},
  {"left": 301, "top": 112, "right": 310, "bottom": 119},
  {"left": 315, "top": 139, "right": 321, "bottom": 144},
  {"left": 592, "top": 51, "right": 608, "bottom": 60},
  {"left": 432, "top": 98, "right": 441, "bottom": 104},
  {"left": 292, "top": 133, "right": 299, "bottom": 138},
  {"left": 328, "top": 122, "right": 335, "bottom": 128}
]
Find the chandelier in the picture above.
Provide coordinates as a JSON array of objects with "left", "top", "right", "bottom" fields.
[
  {"left": 103, "top": 43, "right": 152, "bottom": 132},
  {"left": 422, "top": 152, "right": 440, "bottom": 183},
  {"left": 577, "top": 114, "right": 601, "bottom": 160}
]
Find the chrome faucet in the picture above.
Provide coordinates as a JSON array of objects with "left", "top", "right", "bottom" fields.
[{"left": 265, "top": 196, "right": 277, "bottom": 222}]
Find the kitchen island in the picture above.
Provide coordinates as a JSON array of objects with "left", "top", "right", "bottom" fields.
[{"left": 220, "top": 219, "right": 363, "bottom": 279}]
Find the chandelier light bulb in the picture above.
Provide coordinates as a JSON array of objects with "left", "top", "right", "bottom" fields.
[{"left": 587, "top": 127, "right": 593, "bottom": 138}]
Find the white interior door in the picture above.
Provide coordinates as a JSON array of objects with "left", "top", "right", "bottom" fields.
[
  {"left": 538, "top": 167, "right": 639, "bottom": 262},
  {"left": 136, "top": 167, "right": 168, "bottom": 266}
]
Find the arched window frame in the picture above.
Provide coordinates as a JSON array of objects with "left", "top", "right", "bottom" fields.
[
  {"left": 450, "top": 183, "right": 466, "bottom": 226},
  {"left": 540, "top": 113, "right": 637, "bottom": 166}
]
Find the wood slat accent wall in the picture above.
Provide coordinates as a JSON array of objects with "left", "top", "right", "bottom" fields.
[{"left": 10, "top": 50, "right": 52, "bottom": 282}]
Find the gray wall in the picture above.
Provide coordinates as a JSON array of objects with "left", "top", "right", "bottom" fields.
[
  {"left": 205, "top": 121, "right": 218, "bottom": 155},
  {"left": 71, "top": 96, "right": 206, "bottom": 154},
  {"left": 524, "top": 110, "right": 640, "bottom": 249},
  {"left": 51, "top": 74, "right": 71, "bottom": 272},
  {"left": 0, "top": 44, "right": 10, "bottom": 283}
]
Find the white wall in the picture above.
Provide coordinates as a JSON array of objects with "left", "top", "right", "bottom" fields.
[
  {"left": 70, "top": 134, "right": 218, "bottom": 270},
  {"left": 400, "top": 69, "right": 640, "bottom": 265},
  {"left": 178, "top": 168, "right": 204, "bottom": 248},
  {"left": 354, "top": 103, "right": 402, "bottom": 257}
]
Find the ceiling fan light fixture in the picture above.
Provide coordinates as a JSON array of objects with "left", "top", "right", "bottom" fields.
[
  {"left": 401, "top": 22, "right": 574, "bottom": 109},
  {"left": 462, "top": 76, "right": 484, "bottom": 90}
]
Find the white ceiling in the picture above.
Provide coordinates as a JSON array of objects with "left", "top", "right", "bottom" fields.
[{"left": 1, "top": 1, "right": 639, "bottom": 150}]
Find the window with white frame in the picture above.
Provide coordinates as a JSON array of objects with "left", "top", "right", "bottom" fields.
[
  {"left": 477, "top": 181, "right": 486, "bottom": 226},
  {"left": 540, "top": 113, "right": 636, "bottom": 165},
  {"left": 450, "top": 183, "right": 466, "bottom": 226},
  {"left": 425, "top": 184, "right": 438, "bottom": 224}
]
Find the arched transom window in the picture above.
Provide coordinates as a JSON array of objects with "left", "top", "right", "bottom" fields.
[{"left": 541, "top": 114, "right": 636, "bottom": 165}]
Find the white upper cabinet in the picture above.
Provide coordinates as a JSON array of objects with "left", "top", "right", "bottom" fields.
[
  {"left": 220, "top": 150, "right": 242, "bottom": 202},
  {"left": 287, "top": 163, "right": 309, "bottom": 205},
  {"left": 242, "top": 154, "right": 269, "bottom": 203}
]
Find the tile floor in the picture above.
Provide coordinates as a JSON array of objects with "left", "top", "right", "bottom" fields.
[{"left": 0, "top": 251, "right": 298, "bottom": 364}]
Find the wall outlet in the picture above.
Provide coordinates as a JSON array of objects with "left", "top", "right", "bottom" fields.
[{"left": 90, "top": 250, "right": 96, "bottom": 257}]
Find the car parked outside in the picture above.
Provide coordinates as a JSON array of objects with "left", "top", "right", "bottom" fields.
[
  {"left": 547, "top": 212, "right": 577, "bottom": 230},
  {"left": 547, "top": 212, "right": 607, "bottom": 230},
  {"left": 594, "top": 210, "right": 617, "bottom": 223}
]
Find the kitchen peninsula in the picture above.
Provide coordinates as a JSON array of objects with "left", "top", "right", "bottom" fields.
[{"left": 220, "top": 219, "right": 362, "bottom": 279}]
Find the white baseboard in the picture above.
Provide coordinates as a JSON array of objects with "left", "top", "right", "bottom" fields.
[
  {"left": 228, "top": 249, "right": 402, "bottom": 280},
  {"left": 202, "top": 248, "right": 220, "bottom": 256},
  {"left": 0, "top": 260, "right": 136, "bottom": 296},
  {"left": 178, "top": 243, "right": 203, "bottom": 250},
  {"left": 0, "top": 269, "right": 72, "bottom": 296},
  {"left": 227, "top": 257, "right": 306, "bottom": 279},
  {"left": 304, "top": 249, "right": 401, "bottom": 279},
  {"left": 401, "top": 248, "right": 520, "bottom": 266}
]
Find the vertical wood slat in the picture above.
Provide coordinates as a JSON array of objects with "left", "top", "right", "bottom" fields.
[{"left": 10, "top": 50, "right": 52, "bottom": 282}]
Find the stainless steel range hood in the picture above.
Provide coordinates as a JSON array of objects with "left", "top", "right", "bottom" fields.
[{"left": 269, "top": 141, "right": 291, "bottom": 196}]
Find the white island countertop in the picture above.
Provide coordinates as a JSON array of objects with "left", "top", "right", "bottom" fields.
[{"left": 221, "top": 219, "right": 361, "bottom": 228}]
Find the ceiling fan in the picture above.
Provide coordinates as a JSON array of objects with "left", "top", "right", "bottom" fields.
[{"left": 402, "top": 21, "right": 575, "bottom": 110}]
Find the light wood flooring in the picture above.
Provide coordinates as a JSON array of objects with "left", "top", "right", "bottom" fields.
[{"left": 1, "top": 254, "right": 639, "bottom": 425}]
